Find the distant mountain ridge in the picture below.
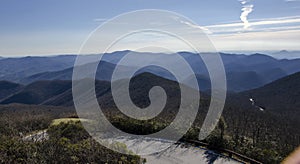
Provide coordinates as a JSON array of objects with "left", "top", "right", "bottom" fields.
[
  {"left": 20, "top": 60, "right": 121, "bottom": 84},
  {"left": 0, "top": 81, "right": 71, "bottom": 105},
  {"left": 272, "top": 50, "right": 300, "bottom": 59},
  {"left": 1, "top": 51, "right": 300, "bottom": 92},
  {"left": 1, "top": 71, "right": 299, "bottom": 117},
  {"left": 0, "top": 55, "right": 76, "bottom": 82},
  {"left": 225, "top": 71, "right": 300, "bottom": 119},
  {"left": 238, "top": 71, "right": 300, "bottom": 112},
  {"left": 0, "top": 73, "right": 187, "bottom": 109},
  {"left": 0, "top": 81, "right": 23, "bottom": 100}
]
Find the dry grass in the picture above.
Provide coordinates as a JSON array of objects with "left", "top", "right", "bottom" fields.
[{"left": 51, "top": 118, "right": 91, "bottom": 126}]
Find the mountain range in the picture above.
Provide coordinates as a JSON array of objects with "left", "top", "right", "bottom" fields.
[
  {"left": 0, "top": 52, "right": 298, "bottom": 164},
  {"left": 1, "top": 70, "right": 299, "bottom": 115},
  {"left": 272, "top": 50, "right": 300, "bottom": 60},
  {"left": 0, "top": 55, "right": 76, "bottom": 82},
  {"left": 232, "top": 71, "right": 300, "bottom": 113},
  {"left": 0, "top": 73, "right": 184, "bottom": 110},
  {"left": 1, "top": 51, "right": 300, "bottom": 93}
]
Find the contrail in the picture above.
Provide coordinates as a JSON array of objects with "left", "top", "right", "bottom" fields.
[{"left": 239, "top": 0, "right": 254, "bottom": 29}]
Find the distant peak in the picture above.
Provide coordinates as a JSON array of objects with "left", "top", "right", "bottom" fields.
[{"left": 279, "top": 50, "right": 289, "bottom": 53}]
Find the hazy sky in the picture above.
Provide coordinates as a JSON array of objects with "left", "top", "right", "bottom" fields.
[{"left": 0, "top": 0, "right": 300, "bottom": 56}]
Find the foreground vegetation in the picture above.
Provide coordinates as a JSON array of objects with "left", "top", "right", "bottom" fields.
[
  {"left": 106, "top": 104, "right": 299, "bottom": 164},
  {"left": 0, "top": 105, "right": 143, "bottom": 164},
  {"left": 0, "top": 103, "right": 298, "bottom": 164}
]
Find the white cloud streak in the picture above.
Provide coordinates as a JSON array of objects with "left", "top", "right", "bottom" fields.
[
  {"left": 179, "top": 20, "right": 213, "bottom": 34},
  {"left": 209, "top": 29, "right": 300, "bottom": 52},
  {"left": 240, "top": 0, "right": 254, "bottom": 29},
  {"left": 207, "top": 16, "right": 300, "bottom": 28},
  {"left": 93, "top": 18, "right": 108, "bottom": 22},
  {"left": 204, "top": 16, "right": 300, "bottom": 34},
  {"left": 285, "top": 0, "right": 300, "bottom": 2}
]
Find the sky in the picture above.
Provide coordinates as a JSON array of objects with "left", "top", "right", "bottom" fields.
[{"left": 0, "top": 0, "right": 300, "bottom": 56}]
